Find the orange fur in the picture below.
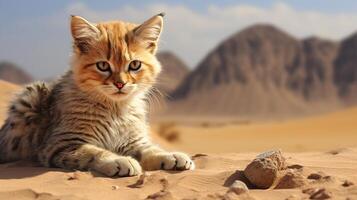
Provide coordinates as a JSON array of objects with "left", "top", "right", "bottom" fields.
[{"left": 71, "top": 16, "right": 162, "bottom": 103}]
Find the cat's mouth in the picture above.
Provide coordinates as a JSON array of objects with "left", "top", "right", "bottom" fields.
[{"left": 113, "top": 91, "right": 127, "bottom": 95}]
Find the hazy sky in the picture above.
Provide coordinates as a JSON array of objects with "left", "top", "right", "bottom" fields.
[{"left": 1, "top": 0, "right": 357, "bottom": 79}]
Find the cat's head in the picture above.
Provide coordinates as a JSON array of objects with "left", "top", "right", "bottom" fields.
[{"left": 70, "top": 14, "right": 164, "bottom": 102}]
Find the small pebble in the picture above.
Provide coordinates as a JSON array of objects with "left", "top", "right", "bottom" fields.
[
  {"left": 309, "top": 188, "right": 332, "bottom": 200},
  {"left": 67, "top": 171, "right": 81, "bottom": 180},
  {"left": 342, "top": 180, "right": 354, "bottom": 187},
  {"left": 307, "top": 172, "right": 326, "bottom": 180},
  {"left": 228, "top": 180, "right": 249, "bottom": 195},
  {"left": 303, "top": 187, "right": 319, "bottom": 195},
  {"left": 112, "top": 185, "right": 119, "bottom": 190}
]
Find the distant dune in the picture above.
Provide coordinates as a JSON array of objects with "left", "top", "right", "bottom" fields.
[{"left": 0, "top": 61, "right": 33, "bottom": 84}]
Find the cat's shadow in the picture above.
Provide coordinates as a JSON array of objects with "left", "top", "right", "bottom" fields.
[
  {"left": 0, "top": 161, "right": 199, "bottom": 180},
  {"left": 0, "top": 161, "right": 135, "bottom": 179},
  {"left": 0, "top": 161, "right": 67, "bottom": 179}
]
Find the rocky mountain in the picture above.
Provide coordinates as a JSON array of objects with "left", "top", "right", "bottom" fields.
[
  {"left": 156, "top": 51, "right": 189, "bottom": 94},
  {"left": 334, "top": 33, "right": 357, "bottom": 105},
  {"left": 0, "top": 62, "right": 33, "bottom": 84},
  {"left": 169, "top": 24, "right": 356, "bottom": 117}
]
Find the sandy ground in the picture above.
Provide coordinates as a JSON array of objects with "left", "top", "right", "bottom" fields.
[
  {"left": 0, "top": 80, "right": 357, "bottom": 199},
  {"left": 0, "top": 150, "right": 356, "bottom": 200},
  {"left": 160, "top": 106, "right": 357, "bottom": 153}
]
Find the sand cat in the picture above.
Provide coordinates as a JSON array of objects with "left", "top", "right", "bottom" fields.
[{"left": 0, "top": 13, "right": 194, "bottom": 177}]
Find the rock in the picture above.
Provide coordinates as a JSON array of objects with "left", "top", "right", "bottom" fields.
[
  {"left": 245, "top": 158, "right": 278, "bottom": 189},
  {"left": 303, "top": 188, "right": 332, "bottom": 199},
  {"left": 275, "top": 171, "right": 307, "bottom": 189},
  {"left": 228, "top": 180, "right": 249, "bottom": 195},
  {"left": 309, "top": 188, "right": 332, "bottom": 199},
  {"left": 111, "top": 185, "right": 119, "bottom": 190},
  {"left": 244, "top": 150, "right": 286, "bottom": 189},
  {"left": 302, "top": 188, "right": 320, "bottom": 195},
  {"left": 67, "top": 170, "right": 92, "bottom": 180},
  {"left": 307, "top": 172, "right": 335, "bottom": 183},
  {"left": 342, "top": 180, "right": 354, "bottom": 187},
  {"left": 302, "top": 188, "right": 332, "bottom": 199},
  {"left": 307, "top": 172, "right": 326, "bottom": 180},
  {"left": 256, "top": 150, "right": 287, "bottom": 169},
  {"left": 287, "top": 164, "right": 304, "bottom": 173}
]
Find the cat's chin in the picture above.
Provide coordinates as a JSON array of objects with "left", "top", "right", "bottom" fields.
[
  {"left": 106, "top": 91, "right": 135, "bottom": 102},
  {"left": 110, "top": 92, "right": 129, "bottom": 100}
]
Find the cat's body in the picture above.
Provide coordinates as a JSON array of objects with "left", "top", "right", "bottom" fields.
[{"left": 0, "top": 14, "right": 194, "bottom": 176}]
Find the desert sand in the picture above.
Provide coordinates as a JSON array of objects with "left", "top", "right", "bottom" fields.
[
  {"left": 0, "top": 80, "right": 356, "bottom": 199},
  {"left": 158, "top": 106, "right": 357, "bottom": 153},
  {"left": 0, "top": 150, "right": 357, "bottom": 200}
]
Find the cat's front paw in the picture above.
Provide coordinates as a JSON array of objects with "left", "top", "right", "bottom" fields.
[
  {"left": 144, "top": 152, "right": 195, "bottom": 171},
  {"left": 95, "top": 156, "right": 142, "bottom": 177}
]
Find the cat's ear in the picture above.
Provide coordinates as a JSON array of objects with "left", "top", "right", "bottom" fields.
[
  {"left": 134, "top": 13, "right": 164, "bottom": 54},
  {"left": 70, "top": 15, "right": 100, "bottom": 53}
]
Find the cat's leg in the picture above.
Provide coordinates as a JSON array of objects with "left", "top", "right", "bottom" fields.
[
  {"left": 138, "top": 144, "right": 195, "bottom": 171},
  {"left": 39, "top": 143, "right": 142, "bottom": 177}
]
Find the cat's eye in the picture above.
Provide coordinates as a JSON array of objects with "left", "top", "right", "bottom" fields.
[
  {"left": 128, "top": 60, "right": 141, "bottom": 71},
  {"left": 96, "top": 61, "right": 111, "bottom": 72}
]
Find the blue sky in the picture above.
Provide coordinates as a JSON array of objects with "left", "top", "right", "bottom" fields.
[
  {"left": 1, "top": 0, "right": 357, "bottom": 78},
  {"left": 2, "top": 0, "right": 357, "bottom": 16}
]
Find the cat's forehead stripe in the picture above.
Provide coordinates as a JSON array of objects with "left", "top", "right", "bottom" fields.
[
  {"left": 105, "top": 23, "right": 132, "bottom": 68},
  {"left": 106, "top": 32, "right": 112, "bottom": 60}
]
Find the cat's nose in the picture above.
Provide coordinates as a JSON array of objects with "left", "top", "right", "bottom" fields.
[{"left": 114, "top": 81, "right": 126, "bottom": 90}]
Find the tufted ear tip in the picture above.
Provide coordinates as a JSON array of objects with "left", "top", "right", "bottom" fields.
[
  {"left": 70, "top": 15, "right": 83, "bottom": 20},
  {"left": 134, "top": 13, "right": 164, "bottom": 54},
  {"left": 70, "top": 15, "right": 99, "bottom": 53},
  {"left": 157, "top": 12, "right": 166, "bottom": 17}
]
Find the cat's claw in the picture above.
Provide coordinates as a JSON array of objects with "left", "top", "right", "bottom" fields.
[
  {"left": 96, "top": 156, "right": 142, "bottom": 177},
  {"left": 158, "top": 152, "right": 195, "bottom": 170}
]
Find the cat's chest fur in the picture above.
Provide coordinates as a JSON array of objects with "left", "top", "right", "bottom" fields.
[
  {"left": 51, "top": 79, "right": 149, "bottom": 153},
  {"left": 102, "top": 107, "right": 148, "bottom": 152}
]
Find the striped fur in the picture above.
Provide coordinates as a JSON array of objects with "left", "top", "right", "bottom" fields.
[{"left": 0, "top": 14, "right": 194, "bottom": 177}]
